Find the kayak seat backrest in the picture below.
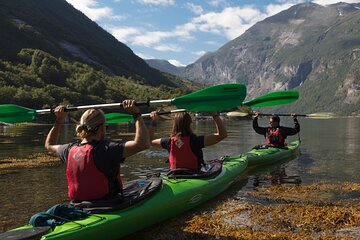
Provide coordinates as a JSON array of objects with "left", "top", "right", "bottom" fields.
[
  {"left": 252, "top": 145, "right": 289, "bottom": 150},
  {"left": 166, "top": 161, "right": 222, "bottom": 179},
  {"left": 71, "top": 176, "right": 162, "bottom": 213}
]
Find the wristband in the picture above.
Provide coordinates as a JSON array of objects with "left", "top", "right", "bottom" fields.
[{"left": 132, "top": 113, "right": 142, "bottom": 120}]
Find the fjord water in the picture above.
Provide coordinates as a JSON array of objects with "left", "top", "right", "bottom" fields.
[{"left": 0, "top": 117, "right": 359, "bottom": 231}]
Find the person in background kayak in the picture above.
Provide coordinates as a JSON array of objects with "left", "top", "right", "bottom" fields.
[
  {"left": 253, "top": 112, "right": 300, "bottom": 148},
  {"left": 45, "top": 100, "right": 150, "bottom": 202},
  {"left": 148, "top": 111, "right": 227, "bottom": 171}
]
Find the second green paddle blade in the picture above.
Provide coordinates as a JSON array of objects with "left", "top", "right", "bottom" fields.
[
  {"left": 172, "top": 83, "right": 246, "bottom": 111},
  {"left": 242, "top": 90, "right": 299, "bottom": 108},
  {"left": 105, "top": 113, "right": 134, "bottom": 124}
]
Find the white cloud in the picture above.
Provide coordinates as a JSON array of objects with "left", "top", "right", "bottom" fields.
[
  {"left": 132, "top": 31, "right": 172, "bottom": 47},
  {"left": 65, "top": 0, "right": 123, "bottom": 21},
  {"left": 135, "top": 0, "right": 175, "bottom": 6},
  {"left": 136, "top": 52, "right": 154, "bottom": 59},
  {"left": 185, "top": 3, "right": 204, "bottom": 15},
  {"left": 169, "top": 59, "right": 186, "bottom": 67},
  {"left": 154, "top": 44, "right": 182, "bottom": 52},
  {"left": 313, "top": 0, "right": 360, "bottom": 4},
  {"left": 208, "top": 0, "right": 227, "bottom": 7},
  {"left": 191, "top": 6, "right": 268, "bottom": 39},
  {"left": 205, "top": 40, "right": 219, "bottom": 45},
  {"left": 110, "top": 27, "right": 141, "bottom": 43},
  {"left": 266, "top": 2, "right": 302, "bottom": 16},
  {"left": 193, "top": 50, "right": 207, "bottom": 56}
]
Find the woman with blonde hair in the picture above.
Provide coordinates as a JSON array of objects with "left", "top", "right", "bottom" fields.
[
  {"left": 149, "top": 111, "right": 227, "bottom": 171},
  {"left": 45, "top": 100, "right": 150, "bottom": 202}
]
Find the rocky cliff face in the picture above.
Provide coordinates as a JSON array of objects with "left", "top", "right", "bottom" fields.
[{"left": 182, "top": 2, "right": 360, "bottom": 115}]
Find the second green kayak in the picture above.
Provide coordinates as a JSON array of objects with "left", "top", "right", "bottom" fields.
[{"left": 222, "top": 140, "right": 300, "bottom": 166}]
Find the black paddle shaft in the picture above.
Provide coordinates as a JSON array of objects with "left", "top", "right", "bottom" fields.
[
  {"left": 258, "top": 113, "right": 305, "bottom": 117},
  {"left": 49, "top": 100, "right": 151, "bottom": 113}
]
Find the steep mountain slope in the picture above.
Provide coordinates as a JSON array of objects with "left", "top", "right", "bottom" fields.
[
  {"left": 182, "top": 2, "right": 360, "bottom": 115},
  {"left": 0, "top": 0, "right": 175, "bottom": 87}
]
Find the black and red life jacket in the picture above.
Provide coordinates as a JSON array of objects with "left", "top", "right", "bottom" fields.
[
  {"left": 266, "top": 127, "right": 284, "bottom": 147},
  {"left": 169, "top": 136, "right": 199, "bottom": 170},
  {"left": 66, "top": 144, "right": 109, "bottom": 201}
]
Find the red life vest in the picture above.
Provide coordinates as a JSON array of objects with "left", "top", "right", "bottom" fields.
[
  {"left": 266, "top": 127, "right": 284, "bottom": 147},
  {"left": 169, "top": 136, "right": 199, "bottom": 170},
  {"left": 66, "top": 144, "right": 109, "bottom": 201}
]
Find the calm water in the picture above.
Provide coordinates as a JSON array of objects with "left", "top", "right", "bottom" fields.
[{"left": 0, "top": 117, "right": 359, "bottom": 232}]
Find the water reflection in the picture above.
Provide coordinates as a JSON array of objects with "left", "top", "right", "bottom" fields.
[{"left": 252, "top": 167, "right": 302, "bottom": 187}]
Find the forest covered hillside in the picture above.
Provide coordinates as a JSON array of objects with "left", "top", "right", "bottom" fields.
[{"left": 0, "top": 0, "right": 197, "bottom": 114}]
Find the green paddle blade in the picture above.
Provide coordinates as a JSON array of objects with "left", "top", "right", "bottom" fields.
[
  {"left": 172, "top": 83, "right": 246, "bottom": 111},
  {"left": 305, "top": 112, "right": 335, "bottom": 119},
  {"left": 105, "top": 113, "right": 134, "bottom": 124},
  {"left": 0, "top": 104, "right": 37, "bottom": 123},
  {"left": 242, "top": 90, "right": 299, "bottom": 108}
]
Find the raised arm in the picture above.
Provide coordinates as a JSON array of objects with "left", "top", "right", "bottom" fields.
[
  {"left": 45, "top": 105, "right": 68, "bottom": 154},
  {"left": 123, "top": 100, "right": 150, "bottom": 158},
  {"left": 253, "top": 112, "right": 267, "bottom": 136},
  {"left": 148, "top": 111, "right": 162, "bottom": 148},
  {"left": 204, "top": 112, "right": 227, "bottom": 147},
  {"left": 284, "top": 113, "right": 300, "bottom": 136}
]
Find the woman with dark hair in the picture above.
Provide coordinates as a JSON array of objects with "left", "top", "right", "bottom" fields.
[
  {"left": 148, "top": 111, "right": 227, "bottom": 171},
  {"left": 253, "top": 112, "right": 300, "bottom": 148},
  {"left": 45, "top": 100, "right": 150, "bottom": 202}
]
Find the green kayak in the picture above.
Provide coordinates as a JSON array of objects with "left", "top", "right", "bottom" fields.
[
  {"left": 222, "top": 140, "right": 300, "bottom": 166},
  {"left": 4, "top": 156, "right": 248, "bottom": 240}
]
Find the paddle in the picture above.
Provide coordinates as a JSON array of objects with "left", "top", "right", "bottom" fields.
[
  {"left": 0, "top": 83, "right": 246, "bottom": 124},
  {"left": 227, "top": 112, "right": 335, "bottom": 119},
  {"left": 242, "top": 90, "right": 299, "bottom": 108},
  {"left": 106, "top": 109, "right": 186, "bottom": 124},
  {"left": 105, "top": 90, "right": 300, "bottom": 124},
  {"left": 0, "top": 103, "right": 149, "bottom": 124}
]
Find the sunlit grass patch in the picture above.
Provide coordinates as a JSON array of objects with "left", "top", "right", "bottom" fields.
[{"left": 0, "top": 153, "right": 59, "bottom": 173}]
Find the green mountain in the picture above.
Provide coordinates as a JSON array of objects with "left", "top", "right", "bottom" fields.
[
  {"left": 0, "top": 0, "right": 197, "bottom": 114},
  {"left": 0, "top": 0, "right": 178, "bottom": 87},
  {"left": 182, "top": 2, "right": 360, "bottom": 115}
]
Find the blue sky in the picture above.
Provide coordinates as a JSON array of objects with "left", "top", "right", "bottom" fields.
[{"left": 65, "top": 0, "right": 360, "bottom": 67}]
